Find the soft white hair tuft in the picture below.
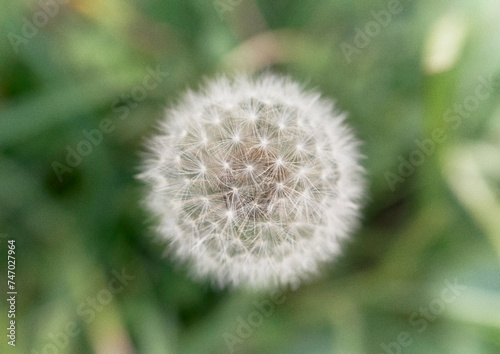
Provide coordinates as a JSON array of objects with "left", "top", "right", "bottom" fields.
[{"left": 138, "top": 73, "right": 365, "bottom": 290}]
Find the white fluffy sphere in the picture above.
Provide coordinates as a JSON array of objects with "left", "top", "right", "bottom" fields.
[{"left": 138, "top": 74, "right": 365, "bottom": 290}]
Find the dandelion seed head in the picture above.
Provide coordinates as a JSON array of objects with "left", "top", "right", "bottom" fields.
[{"left": 139, "top": 74, "right": 365, "bottom": 290}]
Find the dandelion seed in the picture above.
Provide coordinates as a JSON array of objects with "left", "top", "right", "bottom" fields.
[{"left": 138, "top": 73, "right": 365, "bottom": 290}]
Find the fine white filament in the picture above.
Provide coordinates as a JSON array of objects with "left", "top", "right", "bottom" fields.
[{"left": 139, "top": 74, "right": 364, "bottom": 290}]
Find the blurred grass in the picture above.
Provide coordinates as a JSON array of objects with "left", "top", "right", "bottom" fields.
[{"left": 1, "top": 0, "right": 500, "bottom": 353}]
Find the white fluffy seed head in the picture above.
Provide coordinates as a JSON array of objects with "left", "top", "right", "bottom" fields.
[{"left": 138, "top": 73, "right": 365, "bottom": 290}]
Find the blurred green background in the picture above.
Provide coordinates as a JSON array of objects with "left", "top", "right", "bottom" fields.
[{"left": 1, "top": 0, "right": 500, "bottom": 353}]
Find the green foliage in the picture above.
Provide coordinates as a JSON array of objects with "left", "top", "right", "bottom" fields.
[{"left": 1, "top": 0, "right": 499, "bottom": 352}]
